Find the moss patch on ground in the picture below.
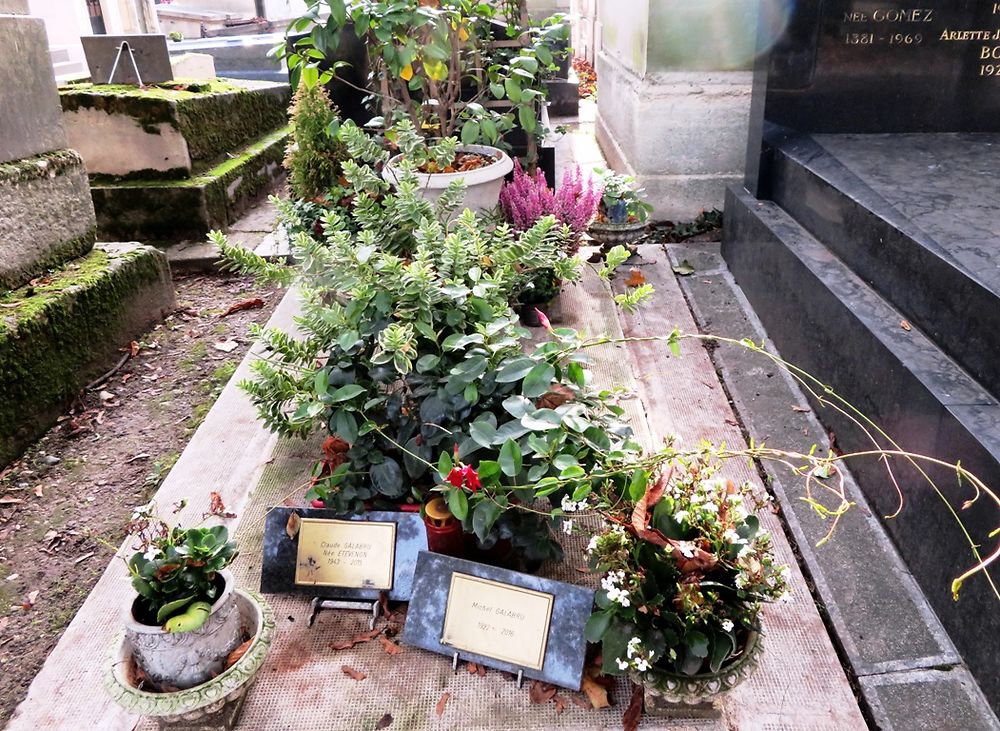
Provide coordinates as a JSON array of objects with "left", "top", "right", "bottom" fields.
[
  {"left": 91, "top": 127, "right": 289, "bottom": 243},
  {"left": 0, "top": 246, "right": 173, "bottom": 465}
]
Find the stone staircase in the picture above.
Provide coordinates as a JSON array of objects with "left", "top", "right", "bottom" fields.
[{"left": 722, "top": 129, "right": 1000, "bottom": 716}]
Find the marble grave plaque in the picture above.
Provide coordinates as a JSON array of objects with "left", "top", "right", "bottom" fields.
[
  {"left": 260, "top": 508, "right": 426, "bottom": 601},
  {"left": 402, "top": 551, "right": 594, "bottom": 690}
]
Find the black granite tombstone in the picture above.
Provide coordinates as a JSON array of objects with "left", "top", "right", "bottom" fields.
[{"left": 725, "top": 1, "right": 1000, "bottom": 720}]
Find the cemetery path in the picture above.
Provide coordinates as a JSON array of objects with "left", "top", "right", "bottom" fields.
[{"left": 0, "top": 265, "right": 284, "bottom": 726}]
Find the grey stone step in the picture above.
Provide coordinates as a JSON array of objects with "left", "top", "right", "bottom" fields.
[
  {"left": 765, "top": 131, "right": 1000, "bottom": 400},
  {"left": 721, "top": 183, "right": 1000, "bottom": 720}
]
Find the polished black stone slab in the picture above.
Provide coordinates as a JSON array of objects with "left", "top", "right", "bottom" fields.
[
  {"left": 757, "top": 1, "right": 1000, "bottom": 135},
  {"left": 260, "top": 508, "right": 426, "bottom": 601},
  {"left": 722, "top": 183, "right": 1000, "bottom": 716},
  {"left": 401, "top": 551, "right": 594, "bottom": 690}
]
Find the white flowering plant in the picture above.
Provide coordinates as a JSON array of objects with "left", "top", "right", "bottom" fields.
[{"left": 584, "top": 456, "right": 790, "bottom": 678}]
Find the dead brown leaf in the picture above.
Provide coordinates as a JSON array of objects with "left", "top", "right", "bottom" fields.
[
  {"left": 622, "top": 682, "right": 644, "bottom": 731},
  {"left": 208, "top": 491, "right": 236, "bottom": 519},
  {"left": 570, "top": 695, "right": 591, "bottom": 710},
  {"left": 32, "top": 485, "right": 43, "bottom": 498},
  {"left": 624, "top": 269, "right": 646, "bottom": 287},
  {"left": 341, "top": 665, "right": 366, "bottom": 681},
  {"left": 553, "top": 694, "right": 567, "bottom": 713},
  {"left": 224, "top": 637, "right": 253, "bottom": 669},
  {"left": 330, "top": 627, "right": 382, "bottom": 651},
  {"left": 791, "top": 405, "right": 810, "bottom": 413},
  {"left": 21, "top": 589, "right": 39, "bottom": 610},
  {"left": 466, "top": 661, "right": 479, "bottom": 674},
  {"left": 0, "top": 496, "right": 24, "bottom": 506},
  {"left": 900, "top": 320, "right": 912, "bottom": 331},
  {"left": 435, "top": 692, "right": 450, "bottom": 716},
  {"left": 374, "top": 713, "right": 393, "bottom": 729},
  {"left": 581, "top": 674, "right": 611, "bottom": 709},
  {"left": 285, "top": 511, "right": 301, "bottom": 540},
  {"left": 220, "top": 298, "right": 265, "bottom": 318},
  {"left": 379, "top": 636, "right": 402, "bottom": 655},
  {"left": 528, "top": 680, "right": 557, "bottom": 704}
]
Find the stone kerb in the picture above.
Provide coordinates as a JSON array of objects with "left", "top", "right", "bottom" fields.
[{"left": 0, "top": 15, "right": 68, "bottom": 164}]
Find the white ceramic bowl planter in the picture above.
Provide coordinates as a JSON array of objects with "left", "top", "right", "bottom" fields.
[
  {"left": 382, "top": 144, "right": 514, "bottom": 213},
  {"left": 107, "top": 588, "right": 275, "bottom": 731},
  {"left": 123, "top": 569, "right": 243, "bottom": 690}
]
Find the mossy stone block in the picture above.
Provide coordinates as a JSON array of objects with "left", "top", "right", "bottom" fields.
[
  {"left": 59, "top": 78, "right": 290, "bottom": 179},
  {"left": 91, "top": 127, "right": 289, "bottom": 244},
  {"left": 0, "top": 149, "right": 96, "bottom": 290},
  {"left": 0, "top": 243, "right": 175, "bottom": 466}
]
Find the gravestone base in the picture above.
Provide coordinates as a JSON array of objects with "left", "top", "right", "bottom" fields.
[
  {"left": 0, "top": 149, "right": 97, "bottom": 290},
  {"left": 644, "top": 692, "right": 722, "bottom": 720},
  {"left": 595, "top": 53, "right": 752, "bottom": 220},
  {"left": 0, "top": 243, "right": 175, "bottom": 465},
  {"left": 91, "top": 127, "right": 289, "bottom": 244}
]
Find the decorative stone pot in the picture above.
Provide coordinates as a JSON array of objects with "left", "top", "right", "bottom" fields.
[
  {"left": 587, "top": 220, "right": 648, "bottom": 249},
  {"left": 107, "top": 589, "right": 275, "bottom": 731},
  {"left": 382, "top": 144, "right": 514, "bottom": 213},
  {"left": 124, "top": 569, "right": 242, "bottom": 690},
  {"left": 633, "top": 629, "right": 763, "bottom": 719}
]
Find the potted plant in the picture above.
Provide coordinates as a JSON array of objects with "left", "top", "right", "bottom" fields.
[
  {"left": 381, "top": 120, "right": 513, "bottom": 212},
  {"left": 585, "top": 457, "right": 790, "bottom": 716},
  {"left": 500, "top": 160, "right": 602, "bottom": 322},
  {"left": 588, "top": 169, "right": 653, "bottom": 250},
  {"left": 105, "top": 505, "right": 275, "bottom": 730}
]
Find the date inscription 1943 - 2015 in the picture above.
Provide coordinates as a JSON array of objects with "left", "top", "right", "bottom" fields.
[{"left": 842, "top": 5, "right": 1000, "bottom": 76}]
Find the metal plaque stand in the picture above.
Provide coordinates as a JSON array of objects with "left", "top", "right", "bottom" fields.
[
  {"left": 308, "top": 596, "right": 380, "bottom": 629},
  {"left": 106, "top": 40, "right": 144, "bottom": 86},
  {"left": 451, "top": 651, "right": 524, "bottom": 688}
]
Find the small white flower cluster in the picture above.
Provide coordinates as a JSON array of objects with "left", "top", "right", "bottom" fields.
[
  {"left": 601, "top": 570, "right": 631, "bottom": 607},
  {"left": 720, "top": 618, "right": 734, "bottom": 633},
  {"left": 615, "top": 637, "right": 653, "bottom": 672},
  {"left": 562, "top": 518, "right": 574, "bottom": 535},
  {"left": 561, "top": 495, "right": 588, "bottom": 513}
]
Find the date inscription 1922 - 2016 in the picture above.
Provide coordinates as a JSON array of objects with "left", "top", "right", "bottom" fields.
[{"left": 842, "top": 4, "right": 1000, "bottom": 76}]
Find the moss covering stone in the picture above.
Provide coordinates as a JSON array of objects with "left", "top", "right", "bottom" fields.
[
  {"left": 0, "top": 149, "right": 87, "bottom": 185},
  {"left": 0, "top": 244, "right": 175, "bottom": 466},
  {"left": 91, "top": 127, "right": 289, "bottom": 243},
  {"left": 59, "top": 78, "right": 290, "bottom": 165}
]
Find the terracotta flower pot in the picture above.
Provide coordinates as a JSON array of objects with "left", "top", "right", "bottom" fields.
[
  {"left": 107, "top": 589, "right": 275, "bottom": 731},
  {"left": 124, "top": 569, "right": 242, "bottom": 690}
]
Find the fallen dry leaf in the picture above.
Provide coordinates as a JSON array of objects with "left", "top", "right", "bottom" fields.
[
  {"left": 553, "top": 694, "right": 567, "bottom": 713},
  {"left": 32, "top": 485, "right": 43, "bottom": 498},
  {"left": 330, "top": 627, "right": 382, "bottom": 651},
  {"left": 220, "top": 298, "right": 265, "bottom": 318},
  {"left": 224, "top": 637, "right": 253, "bottom": 669},
  {"left": 435, "top": 692, "right": 450, "bottom": 716},
  {"left": 529, "top": 681, "right": 557, "bottom": 705},
  {"left": 581, "top": 674, "right": 611, "bottom": 709},
  {"left": 0, "top": 496, "right": 24, "bottom": 506},
  {"left": 466, "top": 661, "right": 479, "bottom": 674},
  {"left": 379, "top": 636, "right": 402, "bottom": 655},
  {"left": 624, "top": 269, "right": 646, "bottom": 287},
  {"left": 374, "top": 713, "right": 393, "bottom": 729},
  {"left": 341, "top": 665, "right": 366, "bottom": 681},
  {"left": 207, "top": 491, "right": 236, "bottom": 519},
  {"left": 672, "top": 260, "right": 695, "bottom": 276},
  {"left": 622, "top": 682, "right": 644, "bottom": 731},
  {"left": 791, "top": 405, "right": 810, "bottom": 413},
  {"left": 571, "top": 695, "right": 591, "bottom": 710},
  {"left": 900, "top": 320, "right": 912, "bottom": 331},
  {"left": 22, "top": 589, "right": 39, "bottom": 610},
  {"left": 285, "top": 512, "right": 301, "bottom": 540},
  {"left": 213, "top": 340, "right": 239, "bottom": 353},
  {"left": 127, "top": 340, "right": 140, "bottom": 357}
]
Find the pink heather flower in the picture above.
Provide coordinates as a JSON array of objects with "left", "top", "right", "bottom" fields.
[{"left": 500, "top": 161, "right": 603, "bottom": 243}]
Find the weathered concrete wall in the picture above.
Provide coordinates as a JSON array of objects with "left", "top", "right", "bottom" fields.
[
  {"left": 63, "top": 107, "right": 192, "bottom": 177},
  {"left": 594, "top": 0, "right": 758, "bottom": 220}
]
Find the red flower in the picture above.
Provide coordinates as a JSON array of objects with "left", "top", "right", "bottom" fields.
[{"left": 445, "top": 463, "right": 481, "bottom": 492}]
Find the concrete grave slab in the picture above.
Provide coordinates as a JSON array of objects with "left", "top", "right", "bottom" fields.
[
  {"left": 0, "top": 16, "right": 68, "bottom": 164},
  {"left": 0, "top": 0, "right": 27, "bottom": 13}
]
